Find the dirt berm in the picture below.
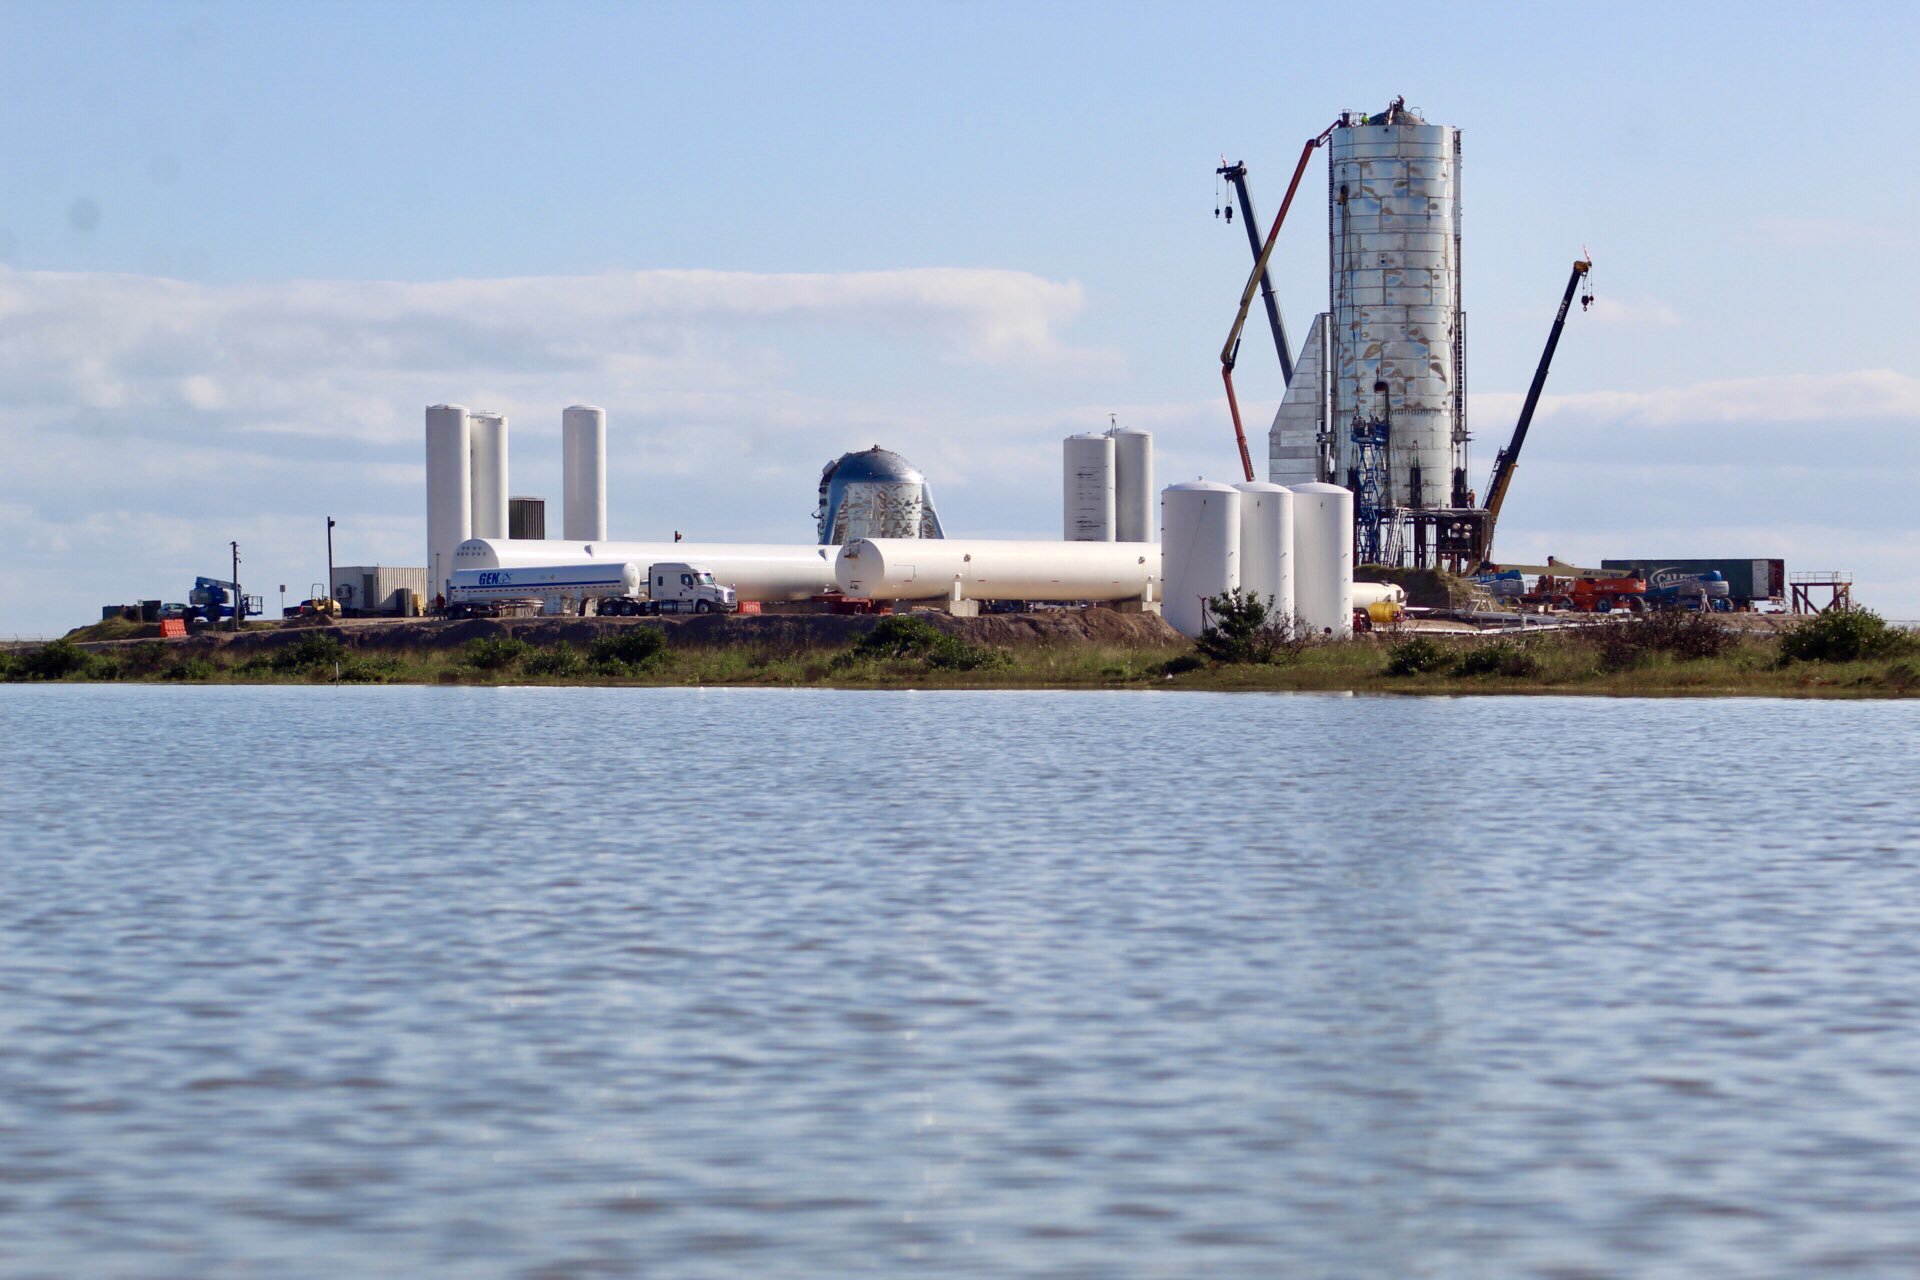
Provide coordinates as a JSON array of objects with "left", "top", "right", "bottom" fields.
[{"left": 160, "top": 607, "right": 1187, "bottom": 660}]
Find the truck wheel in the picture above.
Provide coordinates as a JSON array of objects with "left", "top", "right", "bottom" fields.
[{"left": 695, "top": 600, "right": 711, "bottom": 614}]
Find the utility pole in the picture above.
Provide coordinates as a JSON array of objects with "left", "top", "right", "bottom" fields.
[
  {"left": 230, "top": 541, "right": 241, "bottom": 632},
  {"left": 326, "top": 516, "right": 337, "bottom": 605}
]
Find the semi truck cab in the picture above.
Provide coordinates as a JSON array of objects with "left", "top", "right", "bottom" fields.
[{"left": 647, "top": 563, "right": 736, "bottom": 614}]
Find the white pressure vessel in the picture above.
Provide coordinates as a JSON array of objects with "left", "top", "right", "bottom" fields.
[
  {"left": 562, "top": 405, "right": 607, "bottom": 542},
  {"left": 835, "top": 538, "right": 1157, "bottom": 602},
  {"left": 1351, "top": 581, "right": 1405, "bottom": 608},
  {"left": 1234, "top": 481, "right": 1294, "bottom": 625},
  {"left": 1110, "top": 427, "right": 1155, "bottom": 544},
  {"left": 1160, "top": 480, "right": 1240, "bottom": 638},
  {"left": 1063, "top": 433, "right": 1116, "bottom": 541},
  {"left": 469, "top": 411, "right": 509, "bottom": 540},
  {"left": 425, "top": 404, "right": 472, "bottom": 598},
  {"left": 1293, "top": 482, "right": 1354, "bottom": 637}
]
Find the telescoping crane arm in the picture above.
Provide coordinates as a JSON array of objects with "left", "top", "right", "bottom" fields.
[
  {"left": 1479, "top": 257, "right": 1591, "bottom": 566},
  {"left": 1216, "top": 162, "right": 1293, "bottom": 385},
  {"left": 1219, "top": 122, "right": 1338, "bottom": 482}
]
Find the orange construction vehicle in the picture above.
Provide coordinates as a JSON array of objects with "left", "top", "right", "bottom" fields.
[{"left": 1496, "top": 559, "right": 1648, "bottom": 613}]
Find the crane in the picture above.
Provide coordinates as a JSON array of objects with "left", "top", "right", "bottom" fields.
[
  {"left": 1218, "top": 121, "right": 1338, "bottom": 482},
  {"left": 1215, "top": 161, "right": 1293, "bottom": 384},
  {"left": 1478, "top": 257, "right": 1591, "bottom": 567}
]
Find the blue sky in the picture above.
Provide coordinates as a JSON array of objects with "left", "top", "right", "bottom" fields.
[{"left": 3, "top": 0, "right": 1917, "bottom": 632}]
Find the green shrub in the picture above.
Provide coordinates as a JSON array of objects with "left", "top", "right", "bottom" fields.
[
  {"left": 1779, "top": 607, "right": 1915, "bottom": 664},
  {"left": 587, "top": 628, "right": 667, "bottom": 673},
  {"left": 15, "top": 638, "right": 93, "bottom": 680},
  {"left": 337, "top": 657, "right": 400, "bottom": 683},
  {"left": 836, "top": 615, "right": 1008, "bottom": 672},
  {"left": 1384, "top": 636, "right": 1449, "bottom": 676},
  {"left": 1452, "top": 640, "right": 1541, "bottom": 678},
  {"left": 0, "top": 650, "right": 15, "bottom": 681},
  {"left": 271, "top": 632, "right": 350, "bottom": 673},
  {"left": 461, "top": 635, "right": 532, "bottom": 671},
  {"left": 1197, "top": 588, "right": 1303, "bottom": 665},
  {"left": 161, "top": 657, "right": 219, "bottom": 681},
  {"left": 1594, "top": 610, "right": 1734, "bottom": 671},
  {"left": 1161, "top": 653, "right": 1206, "bottom": 677},
  {"left": 524, "top": 644, "right": 586, "bottom": 678}
]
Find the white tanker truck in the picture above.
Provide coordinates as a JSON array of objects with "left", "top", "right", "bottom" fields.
[{"left": 446, "top": 562, "right": 735, "bottom": 618}]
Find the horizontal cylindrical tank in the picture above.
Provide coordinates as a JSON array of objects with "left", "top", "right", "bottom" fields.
[
  {"left": 1063, "top": 433, "right": 1116, "bottom": 541},
  {"left": 449, "top": 562, "right": 643, "bottom": 602},
  {"left": 1160, "top": 481, "right": 1240, "bottom": 638},
  {"left": 1293, "top": 482, "right": 1353, "bottom": 637},
  {"left": 836, "top": 538, "right": 1157, "bottom": 603},
  {"left": 425, "top": 404, "right": 472, "bottom": 598},
  {"left": 1111, "top": 427, "right": 1155, "bottom": 543},
  {"left": 454, "top": 537, "right": 839, "bottom": 602},
  {"left": 1234, "top": 481, "right": 1294, "bottom": 624},
  {"left": 469, "top": 411, "right": 509, "bottom": 540},
  {"left": 562, "top": 405, "right": 607, "bottom": 542},
  {"left": 1352, "top": 581, "right": 1406, "bottom": 608}
]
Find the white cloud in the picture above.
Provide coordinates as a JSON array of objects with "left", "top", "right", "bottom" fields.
[
  {"left": 0, "top": 262, "right": 1121, "bottom": 635},
  {"left": 1473, "top": 368, "right": 1920, "bottom": 429},
  {"left": 3, "top": 258, "right": 1918, "bottom": 635}
]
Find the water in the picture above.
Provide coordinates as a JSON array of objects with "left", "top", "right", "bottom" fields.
[{"left": 3, "top": 686, "right": 1918, "bottom": 1279}]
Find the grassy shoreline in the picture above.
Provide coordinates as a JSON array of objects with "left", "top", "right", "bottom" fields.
[{"left": 7, "top": 609, "right": 1918, "bottom": 698}]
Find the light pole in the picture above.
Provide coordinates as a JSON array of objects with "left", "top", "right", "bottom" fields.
[
  {"left": 230, "top": 541, "right": 242, "bottom": 632},
  {"left": 326, "top": 516, "right": 337, "bottom": 605}
]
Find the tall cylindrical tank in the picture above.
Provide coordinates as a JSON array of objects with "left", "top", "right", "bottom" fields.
[
  {"left": 425, "top": 403, "right": 472, "bottom": 598},
  {"left": 1293, "top": 482, "right": 1354, "bottom": 637},
  {"left": 1234, "top": 481, "right": 1295, "bottom": 624},
  {"left": 562, "top": 405, "right": 607, "bottom": 542},
  {"left": 1063, "top": 433, "right": 1116, "bottom": 541},
  {"left": 1328, "top": 102, "right": 1462, "bottom": 508},
  {"left": 1110, "top": 427, "right": 1155, "bottom": 543},
  {"left": 1160, "top": 481, "right": 1240, "bottom": 638},
  {"left": 469, "top": 411, "right": 509, "bottom": 540},
  {"left": 835, "top": 539, "right": 1157, "bottom": 603}
]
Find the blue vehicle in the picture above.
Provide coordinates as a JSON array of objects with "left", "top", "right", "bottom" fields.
[
  {"left": 187, "top": 576, "right": 263, "bottom": 625},
  {"left": 1642, "top": 568, "right": 1732, "bottom": 611}
]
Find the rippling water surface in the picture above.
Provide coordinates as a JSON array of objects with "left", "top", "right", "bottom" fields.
[{"left": 3, "top": 686, "right": 1919, "bottom": 1278}]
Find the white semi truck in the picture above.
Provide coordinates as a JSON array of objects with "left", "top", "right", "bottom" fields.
[{"left": 446, "top": 562, "right": 735, "bottom": 618}]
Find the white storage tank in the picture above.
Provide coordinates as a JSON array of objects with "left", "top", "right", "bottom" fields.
[
  {"left": 425, "top": 403, "right": 472, "bottom": 599},
  {"left": 1160, "top": 480, "right": 1240, "bottom": 638},
  {"left": 1063, "top": 432, "right": 1116, "bottom": 541},
  {"left": 1293, "top": 482, "right": 1354, "bottom": 637},
  {"left": 1110, "top": 427, "right": 1155, "bottom": 543},
  {"left": 562, "top": 405, "right": 607, "bottom": 542},
  {"left": 469, "top": 411, "right": 509, "bottom": 540},
  {"left": 835, "top": 538, "right": 1157, "bottom": 603},
  {"left": 1328, "top": 101, "right": 1462, "bottom": 508},
  {"left": 1234, "top": 481, "right": 1294, "bottom": 624}
]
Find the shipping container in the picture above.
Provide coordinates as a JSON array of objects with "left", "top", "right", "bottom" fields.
[
  {"left": 1601, "top": 558, "right": 1785, "bottom": 606},
  {"left": 330, "top": 565, "right": 430, "bottom": 616}
]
